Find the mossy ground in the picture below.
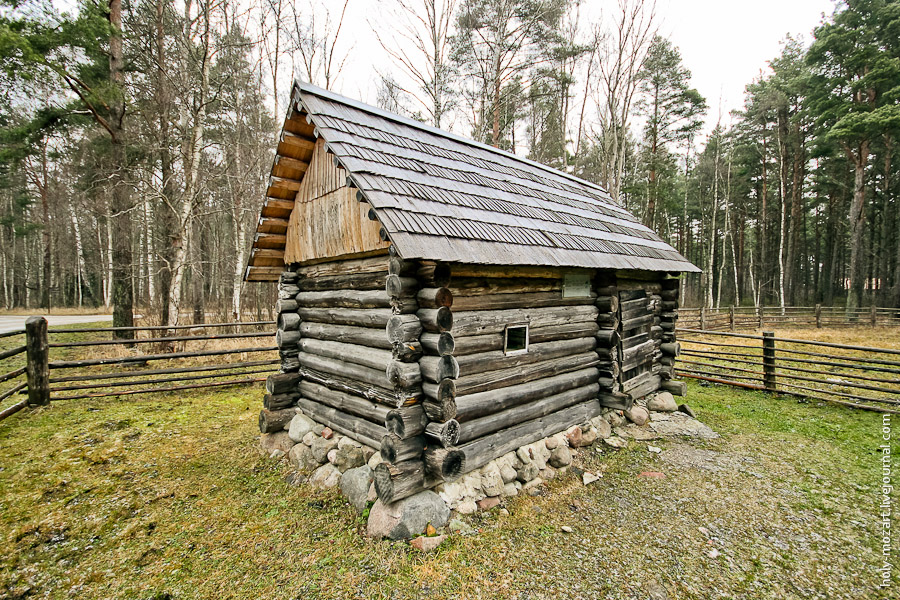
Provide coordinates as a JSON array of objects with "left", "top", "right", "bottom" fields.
[{"left": 1, "top": 376, "right": 895, "bottom": 599}]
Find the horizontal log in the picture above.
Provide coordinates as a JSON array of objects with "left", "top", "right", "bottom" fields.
[
  {"left": 416, "top": 287, "right": 453, "bottom": 309},
  {"left": 299, "top": 380, "right": 390, "bottom": 424},
  {"left": 278, "top": 285, "right": 300, "bottom": 300},
  {"left": 621, "top": 297, "right": 650, "bottom": 312},
  {"left": 297, "top": 271, "right": 388, "bottom": 292},
  {"left": 276, "top": 329, "right": 300, "bottom": 349},
  {"left": 425, "top": 419, "right": 460, "bottom": 447},
  {"left": 420, "top": 332, "right": 455, "bottom": 356},
  {"left": 422, "top": 380, "right": 457, "bottom": 422},
  {"left": 380, "top": 433, "right": 427, "bottom": 464},
  {"left": 449, "top": 277, "right": 561, "bottom": 296},
  {"left": 417, "top": 307, "right": 453, "bottom": 333},
  {"left": 386, "top": 314, "right": 423, "bottom": 343},
  {"left": 598, "top": 391, "right": 633, "bottom": 410},
  {"left": 455, "top": 337, "right": 596, "bottom": 378},
  {"left": 596, "top": 346, "right": 618, "bottom": 361},
  {"left": 392, "top": 341, "right": 423, "bottom": 362},
  {"left": 660, "top": 342, "right": 680, "bottom": 356},
  {"left": 385, "top": 275, "right": 418, "bottom": 298},
  {"left": 386, "top": 360, "right": 423, "bottom": 388},
  {"left": 297, "top": 352, "right": 406, "bottom": 397},
  {"left": 299, "top": 321, "right": 391, "bottom": 349},
  {"left": 596, "top": 295, "right": 619, "bottom": 313},
  {"left": 299, "top": 367, "right": 417, "bottom": 409},
  {"left": 660, "top": 379, "right": 687, "bottom": 396},
  {"left": 296, "top": 397, "right": 384, "bottom": 449},
  {"left": 296, "top": 289, "right": 398, "bottom": 310},
  {"left": 597, "top": 314, "right": 620, "bottom": 329},
  {"left": 661, "top": 301, "right": 678, "bottom": 311},
  {"left": 266, "top": 372, "right": 301, "bottom": 395},
  {"left": 450, "top": 265, "right": 569, "bottom": 279},
  {"left": 419, "top": 355, "right": 460, "bottom": 383},
  {"left": 624, "top": 372, "right": 662, "bottom": 399},
  {"left": 386, "top": 405, "right": 427, "bottom": 439},
  {"left": 595, "top": 329, "right": 620, "bottom": 347},
  {"left": 622, "top": 314, "right": 654, "bottom": 331},
  {"left": 455, "top": 352, "right": 599, "bottom": 396},
  {"left": 297, "top": 255, "right": 390, "bottom": 278},
  {"left": 259, "top": 408, "right": 299, "bottom": 433},
  {"left": 388, "top": 257, "right": 417, "bottom": 276},
  {"left": 457, "top": 384, "right": 599, "bottom": 444},
  {"left": 278, "top": 312, "right": 301, "bottom": 331},
  {"left": 374, "top": 459, "right": 437, "bottom": 504},
  {"left": 660, "top": 289, "right": 679, "bottom": 301},
  {"left": 296, "top": 307, "right": 393, "bottom": 328},
  {"left": 450, "top": 291, "right": 594, "bottom": 312},
  {"left": 299, "top": 338, "right": 393, "bottom": 372},
  {"left": 263, "top": 392, "right": 299, "bottom": 410},
  {"left": 453, "top": 305, "right": 599, "bottom": 337},
  {"left": 277, "top": 299, "right": 298, "bottom": 313},
  {"left": 455, "top": 367, "right": 600, "bottom": 422},
  {"left": 457, "top": 399, "right": 602, "bottom": 473},
  {"left": 424, "top": 447, "right": 466, "bottom": 480},
  {"left": 417, "top": 263, "right": 451, "bottom": 287}
]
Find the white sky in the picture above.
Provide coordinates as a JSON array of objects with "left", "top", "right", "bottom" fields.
[{"left": 327, "top": 0, "right": 836, "bottom": 135}]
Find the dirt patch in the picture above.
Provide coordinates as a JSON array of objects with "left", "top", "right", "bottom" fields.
[{"left": 658, "top": 442, "right": 756, "bottom": 473}]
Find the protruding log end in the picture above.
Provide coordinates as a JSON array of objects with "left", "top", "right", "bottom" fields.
[
  {"left": 424, "top": 447, "right": 466, "bottom": 480},
  {"left": 425, "top": 419, "right": 460, "bottom": 448}
]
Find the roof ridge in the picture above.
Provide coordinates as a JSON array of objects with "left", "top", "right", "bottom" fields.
[{"left": 292, "top": 79, "right": 619, "bottom": 205}]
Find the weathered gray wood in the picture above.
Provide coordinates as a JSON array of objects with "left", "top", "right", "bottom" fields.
[
  {"left": 449, "top": 277, "right": 561, "bottom": 296},
  {"left": 392, "top": 341, "right": 423, "bottom": 362},
  {"left": 386, "top": 314, "right": 423, "bottom": 343},
  {"left": 299, "top": 321, "right": 392, "bottom": 349},
  {"left": 450, "top": 291, "right": 594, "bottom": 311},
  {"left": 419, "top": 355, "right": 460, "bottom": 383},
  {"left": 622, "top": 339, "right": 657, "bottom": 365},
  {"left": 455, "top": 367, "right": 600, "bottom": 422},
  {"left": 296, "top": 289, "right": 403, "bottom": 310},
  {"left": 278, "top": 284, "right": 300, "bottom": 299},
  {"left": 298, "top": 255, "right": 389, "bottom": 277},
  {"left": 660, "top": 289, "right": 679, "bottom": 301},
  {"left": 661, "top": 300, "right": 678, "bottom": 311},
  {"left": 453, "top": 305, "right": 598, "bottom": 337},
  {"left": 299, "top": 366, "right": 417, "bottom": 409},
  {"left": 297, "top": 271, "right": 387, "bottom": 291},
  {"left": 296, "top": 397, "right": 384, "bottom": 449},
  {"left": 278, "top": 312, "right": 301, "bottom": 331},
  {"left": 620, "top": 297, "right": 650, "bottom": 312},
  {"left": 457, "top": 384, "right": 599, "bottom": 444},
  {"left": 417, "top": 307, "right": 453, "bottom": 333},
  {"left": 386, "top": 405, "right": 427, "bottom": 438},
  {"left": 386, "top": 360, "right": 424, "bottom": 388},
  {"left": 424, "top": 447, "right": 466, "bottom": 480},
  {"left": 298, "top": 380, "right": 390, "bottom": 424},
  {"left": 625, "top": 373, "right": 662, "bottom": 400},
  {"left": 417, "top": 263, "right": 451, "bottom": 287},
  {"left": 660, "top": 379, "right": 687, "bottom": 396},
  {"left": 425, "top": 419, "right": 460, "bottom": 447},
  {"left": 374, "top": 459, "right": 437, "bottom": 503},
  {"left": 622, "top": 314, "right": 654, "bottom": 331},
  {"left": 660, "top": 342, "right": 680, "bottom": 356},
  {"left": 422, "top": 380, "right": 457, "bottom": 422},
  {"left": 596, "top": 295, "right": 619, "bottom": 313},
  {"left": 451, "top": 322, "right": 598, "bottom": 356},
  {"left": 597, "top": 314, "right": 620, "bottom": 329},
  {"left": 299, "top": 338, "right": 393, "bottom": 372},
  {"left": 454, "top": 337, "right": 596, "bottom": 378},
  {"left": 596, "top": 329, "right": 619, "bottom": 347},
  {"left": 598, "top": 391, "right": 633, "bottom": 410},
  {"left": 266, "top": 372, "right": 301, "bottom": 395},
  {"left": 385, "top": 275, "right": 418, "bottom": 297},
  {"left": 455, "top": 352, "right": 599, "bottom": 396},
  {"left": 297, "top": 351, "right": 405, "bottom": 395},
  {"left": 417, "top": 287, "right": 453, "bottom": 308},
  {"left": 25, "top": 316, "right": 49, "bottom": 406},
  {"left": 596, "top": 346, "right": 618, "bottom": 361},
  {"left": 277, "top": 299, "right": 298, "bottom": 313},
  {"left": 457, "top": 399, "right": 602, "bottom": 473},
  {"left": 420, "top": 332, "right": 455, "bottom": 356},
  {"left": 297, "top": 307, "right": 393, "bottom": 327},
  {"left": 276, "top": 329, "right": 300, "bottom": 348},
  {"left": 380, "top": 433, "right": 427, "bottom": 463},
  {"left": 263, "top": 392, "right": 300, "bottom": 410},
  {"left": 258, "top": 408, "right": 299, "bottom": 433}
]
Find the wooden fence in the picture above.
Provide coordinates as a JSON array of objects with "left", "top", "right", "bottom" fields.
[
  {"left": 675, "top": 328, "right": 900, "bottom": 414},
  {"left": 0, "top": 316, "right": 279, "bottom": 422},
  {"left": 679, "top": 305, "right": 900, "bottom": 331}
]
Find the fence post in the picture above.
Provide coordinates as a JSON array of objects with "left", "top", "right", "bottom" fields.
[
  {"left": 762, "top": 331, "right": 776, "bottom": 393},
  {"left": 871, "top": 305, "right": 877, "bottom": 327},
  {"left": 25, "top": 316, "right": 50, "bottom": 406},
  {"left": 729, "top": 305, "right": 735, "bottom": 332},
  {"left": 700, "top": 307, "right": 707, "bottom": 330},
  {"left": 815, "top": 304, "right": 822, "bottom": 328},
  {"left": 759, "top": 306, "right": 764, "bottom": 330}
]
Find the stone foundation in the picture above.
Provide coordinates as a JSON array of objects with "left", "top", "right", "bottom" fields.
[{"left": 260, "top": 390, "right": 709, "bottom": 543}]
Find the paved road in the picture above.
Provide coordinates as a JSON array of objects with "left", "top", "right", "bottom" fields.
[{"left": 0, "top": 314, "right": 113, "bottom": 334}]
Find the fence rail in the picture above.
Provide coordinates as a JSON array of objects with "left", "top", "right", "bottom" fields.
[
  {"left": 675, "top": 328, "right": 900, "bottom": 414},
  {"left": 679, "top": 305, "right": 900, "bottom": 331},
  {"left": 0, "top": 317, "right": 279, "bottom": 422}
]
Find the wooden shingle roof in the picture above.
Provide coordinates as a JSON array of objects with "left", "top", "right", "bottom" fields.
[{"left": 246, "top": 81, "right": 698, "bottom": 281}]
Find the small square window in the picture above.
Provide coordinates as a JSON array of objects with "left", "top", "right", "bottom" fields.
[{"left": 504, "top": 324, "right": 529, "bottom": 355}]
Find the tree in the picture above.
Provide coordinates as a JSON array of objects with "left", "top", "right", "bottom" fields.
[
  {"left": 807, "top": 0, "right": 900, "bottom": 312},
  {"left": 635, "top": 35, "right": 706, "bottom": 229}
]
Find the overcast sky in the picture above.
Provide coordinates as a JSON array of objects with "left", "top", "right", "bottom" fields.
[{"left": 329, "top": 0, "right": 836, "bottom": 136}]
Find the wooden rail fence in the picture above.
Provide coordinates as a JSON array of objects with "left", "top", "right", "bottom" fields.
[
  {"left": 675, "top": 328, "right": 900, "bottom": 414},
  {"left": 680, "top": 305, "right": 900, "bottom": 331},
  {"left": 0, "top": 316, "right": 279, "bottom": 422}
]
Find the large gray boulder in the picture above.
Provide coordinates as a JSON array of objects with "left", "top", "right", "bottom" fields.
[
  {"left": 287, "top": 413, "right": 317, "bottom": 443},
  {"left": 260, "top": 431, "right": 295, "bottom": 454},
  {"left": 288, "top": 443, "right": 319, "bottom": 473},
  {"left": 333, "top": 445, "right": 366, "bottom": 473},
  {"left": 310, "top": 435, "right": 340, "bottom": 464},
  {"left": 648, "top": 392, "right": 678, "bottom": 412},
  {"left": 366, "top": 491, "right": 450, "bottom": 540},
  {"left": 309, "top": 463, "right": 341, "bottom": 489},
  {"left": 340, "top": 466, "right": 374, "bottom": 512}
]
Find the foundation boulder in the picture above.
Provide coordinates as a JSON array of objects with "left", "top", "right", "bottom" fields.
[{"left": 366, "top": 491, "right": 450, "bottom": 540}]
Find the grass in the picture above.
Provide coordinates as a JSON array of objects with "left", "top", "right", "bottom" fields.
[{"left": 1, "top": 379, "right": 896, "bottom": 599}]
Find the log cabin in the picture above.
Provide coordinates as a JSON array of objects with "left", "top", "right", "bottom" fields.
[{"left": 249, "top": 80, "right": 699, "bottom": 504}]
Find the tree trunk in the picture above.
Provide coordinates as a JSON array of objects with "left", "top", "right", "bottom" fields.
[{"left": 846, "top": 142, "right": 870, "bottom": 313}]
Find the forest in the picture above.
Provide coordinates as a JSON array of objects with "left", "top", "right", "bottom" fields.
[{"left": 0, "top": 0, "right": 898, "bottom": 331}]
